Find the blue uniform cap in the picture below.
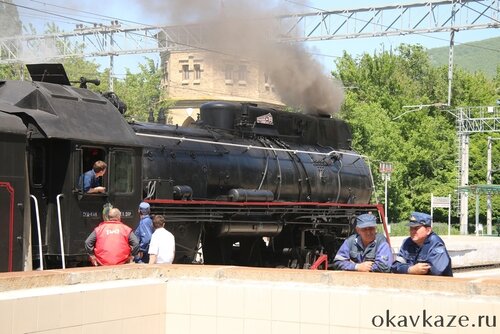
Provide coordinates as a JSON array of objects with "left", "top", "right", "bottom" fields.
[
  {"left": 356, "top": 213, "right": 377, "bottom": 228},
  {"left": 407, "top": 212, "right": 432, "bottom": 227},
  {"left": 139, "top": 202, "right": 150, "bottom": 214}
]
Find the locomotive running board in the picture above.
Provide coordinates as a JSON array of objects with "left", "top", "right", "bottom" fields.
[{"left": 145, "top": 199, "right": 390, "bottom": 245}]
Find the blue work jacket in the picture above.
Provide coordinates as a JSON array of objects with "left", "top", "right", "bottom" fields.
[
  {"left": 332, "top": 233, "right": 393, "bottom": 272},
  {"left": 134, "top": 215, "right": 153, "bottom": 253},
  {"left": 80, "top": 170, "right": 100, "bottom": 193},
  {"left": 391, "top": 232, "right": 453, "bottom": 276}
]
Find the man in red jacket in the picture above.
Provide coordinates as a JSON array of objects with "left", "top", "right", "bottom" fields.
[{"left": 85, "top": 207, "right": 140, "bottom": 266}]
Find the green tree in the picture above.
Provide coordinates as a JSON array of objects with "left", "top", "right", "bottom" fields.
[
  {"left": 0, "top": 0, "right": 23, "bottom": 79},
  {"left": 333, "top": 44, "right": 496, "bottom": 224},
  {"left": 113, "top": 58, "right": 173, "bottom": 121},
  {"left": 495, "top": 65, "right": 500, "bottom": 98}
]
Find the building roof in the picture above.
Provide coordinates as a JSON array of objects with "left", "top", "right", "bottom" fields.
[
  {"left": 457, "top": 184, "right": 500, "bottom": 194},
  {"left": 0, "top": 80, "right": 139, "bottom": 146}
]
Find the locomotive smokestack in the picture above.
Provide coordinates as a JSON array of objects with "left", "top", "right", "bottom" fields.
[{"left": 313, "top": 110, "right": 332, "bottom": 118}]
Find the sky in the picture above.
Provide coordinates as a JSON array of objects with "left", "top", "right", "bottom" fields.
[{"left": 8, "top": 0, "right": 500, "bottom": 77}]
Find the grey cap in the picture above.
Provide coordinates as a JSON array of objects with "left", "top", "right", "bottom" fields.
[
  {"left": 139, "top": 202, "right": 150, "bottom": 214},
  {"left": 356, "top": 213, "right": 377, "bottom": 228}
]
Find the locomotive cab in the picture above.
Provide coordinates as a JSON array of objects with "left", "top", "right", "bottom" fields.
[
  {"left": 27, "top": 138, "right": 142, "bottom": 269},
  {"left": 0, "top": 64, "right": 143, "bottom": 270}
]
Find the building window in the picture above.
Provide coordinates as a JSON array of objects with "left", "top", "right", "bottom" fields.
[
  {"left": 182, "top": 64, "right": 189, "bottom": 81},
  {"left": 238, "top": 65, "right": 247, "bottom": 85},
  {"left": 194, "top": 64, "right": 201, "bottom": 80},
  {"left": 225, "top": 64, "right": 233, "bottom": 84}
]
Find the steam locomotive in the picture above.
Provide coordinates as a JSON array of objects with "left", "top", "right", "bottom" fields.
[{"left": 0, "top": 64, "right": 386, "bottom": 272}]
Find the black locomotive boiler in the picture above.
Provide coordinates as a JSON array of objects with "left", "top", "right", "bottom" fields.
[{"left": 0, "top": 64, "right": 386, "bottom": 271}]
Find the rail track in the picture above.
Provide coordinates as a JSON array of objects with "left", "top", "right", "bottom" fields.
[{"left": 453, "top": 263, "right": 500, "bottom": 273}]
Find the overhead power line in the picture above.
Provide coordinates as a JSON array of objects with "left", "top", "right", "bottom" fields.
[
  {"left": 25, "top": 0, "right": 153, "bottom": 27},
  {"left": 0, "top": 0, "right": 499, "bottom": 64},
  {"left": 1, "top": 0, "right": 96, "bottom": 25}
]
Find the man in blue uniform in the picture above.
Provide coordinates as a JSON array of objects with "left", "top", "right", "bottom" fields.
[
  {"left": 133, "top": 202, "right": 154, "bottom": 263},
  {"left": 391, "top": 212, "right": 453, "bottom": 276},
  {"left": 332, "top": 213, "right": 393, "bottom": 272}
]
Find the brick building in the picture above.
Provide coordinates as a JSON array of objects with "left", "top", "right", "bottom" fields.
[{"left": 160, "top": 49, "right": 285, "bottom": 125}]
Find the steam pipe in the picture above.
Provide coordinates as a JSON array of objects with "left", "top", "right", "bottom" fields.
[{"left": 136, "top": 133, "right": 366, "bottom": 159}]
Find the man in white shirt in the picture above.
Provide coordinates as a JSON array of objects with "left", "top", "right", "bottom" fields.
[{"left": 148, "top": 215, "right": 176, "bottom": 264}]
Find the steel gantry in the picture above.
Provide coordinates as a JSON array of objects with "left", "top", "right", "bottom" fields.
[
  {"left": 458, "top": 184, "right": 500, "bottom": 235},
  {"left": 278, "top": 0, "right": 499, "bottom": 42},
  {"left": 0, "top": 0, "right": 499, "bottom": 64},
  {"left": 456, "top": 106, "right": 500, "bottom": 235}
]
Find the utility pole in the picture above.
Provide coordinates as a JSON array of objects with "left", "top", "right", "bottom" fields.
[
  {"left": 487, "top": 136, "right": 492, "bottom": 235},
  {"left": 108, "top": 20, "right": 120, "bottom": 91},
  {"left": 458, "top": 114, "right": 470, "bottom": 235},
  {"left": 446, "top": 1, "right": 457, "bottom": 106},
  {"left": 109, "top": 33, "right": 114, "bottom": 91},
  {"left": 379, "top": 162, "right": 393, "bottom": 231},
  {"left": 447, "top": 28, "right": 456, "bottom": 106},
  {"left": 486, "top": 136, "right": 500, "bottom": 235},
  {"left": 74, "top": 21, "right": 121, "bottom": 91}
]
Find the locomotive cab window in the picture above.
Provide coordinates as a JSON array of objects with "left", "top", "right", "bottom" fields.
[
  {"left": 109, "top": 150, "right": 134, "bottom": 194},
  {"left": 29, "top": 143, "right": 46, "bottom": 188},
  {"left": 74, "top": 147, "right": 107, "bottom": 195}
]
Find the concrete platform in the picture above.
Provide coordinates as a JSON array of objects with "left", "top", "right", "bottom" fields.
[
  {"left": 390, "top": 235, "right": 500, "bottom": 268},
  {"left": 0, "top": 265, "right": 499, "bottom": 334},
  {"left": 455, "top": 268, "right": 500, "bottom": 279}
]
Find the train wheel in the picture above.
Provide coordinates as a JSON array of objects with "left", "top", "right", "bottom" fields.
[
  {"left": 236, "top": 237, "right": 265, "bottom": 267},
  {"left": 201, "top": 225, "right": 233, "bottom": 265},
  {"left": 169, "top": 222, "right": 203, "bottom": 264}
]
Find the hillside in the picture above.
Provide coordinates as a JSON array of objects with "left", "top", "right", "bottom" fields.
[{"left": 427, "top": 36, "right": 500, "bottom": 78}]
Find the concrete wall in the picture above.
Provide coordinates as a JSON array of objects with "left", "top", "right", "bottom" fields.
[
  {"left": 0, "top": 265, "right": 499, "bottom": 334},
  {"left": 164, "top": 51, "right": 283, "bottom": 104}
]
